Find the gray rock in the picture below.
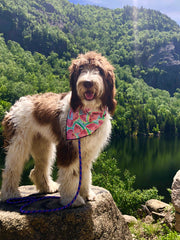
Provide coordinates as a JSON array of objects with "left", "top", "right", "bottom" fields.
[
  {"left": 172, "top": 170, "right": 180, "bottom": 213},
  {"left": 172, "top": 170, "right": 180, "bottom": 232},
  {"left": 0, "top": 185, "right": 132, "bottom": 240},
  {"left": 148, "top": 42, "right": 180, "bottom": 68},
  {"left": 144, "top": 41, "right": 180, "bottom": 94},
  {"left": 123, "top": 215, "right": 137, "bottom": 224},
  {"left": 146, "top": 199, "right": 170, "bottom": 213}
]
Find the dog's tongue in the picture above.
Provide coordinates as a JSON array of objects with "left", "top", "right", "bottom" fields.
[{"left": 85, "top": 91, "right": 94, "bottom": 101}]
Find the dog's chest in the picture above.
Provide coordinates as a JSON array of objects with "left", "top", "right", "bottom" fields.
[{"left": 77, "top": 114, "right": 111, "bottom": 158}]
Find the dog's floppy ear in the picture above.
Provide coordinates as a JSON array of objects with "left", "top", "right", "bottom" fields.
[
  {"left": 106, "top": 69, "right": 117, "bottom": 115},
  {"left": 101, "top": 68, "right": 117, "bottom": 116},
  {"left": 69, "top": 61, "right": 82, "bottom": 111}
]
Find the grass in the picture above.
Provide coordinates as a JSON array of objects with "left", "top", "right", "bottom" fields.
[{"left": 130, "top": 220, "right": 180, "bottom": 240}]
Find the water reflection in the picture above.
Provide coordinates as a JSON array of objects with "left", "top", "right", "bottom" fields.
[{"left": 106, "top": 136, "right": 180, "bottom": 202}]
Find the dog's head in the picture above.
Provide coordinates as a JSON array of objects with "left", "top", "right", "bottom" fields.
[{"left": 69, "top": 51, "right": 117, "bottom": 115}]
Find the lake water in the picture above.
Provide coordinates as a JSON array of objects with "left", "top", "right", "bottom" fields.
[
  {"left": 106, "top": 136, "right": 180, "bottom": 202},
  {"left": 0, "top": 136, "right": 180, "bottom": 203}
]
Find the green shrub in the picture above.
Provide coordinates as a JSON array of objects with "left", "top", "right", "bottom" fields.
[
  {"left": 157, "top": 232, "right": 180, "bottom": 240},
  {"left": 130, "top": 221, "right": 180, "bottom": 239},
  {"left": 92, "top": 152, "right": 163, "bottom": 216}
]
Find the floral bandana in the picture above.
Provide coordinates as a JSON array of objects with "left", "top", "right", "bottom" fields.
[{"left": 66, "top": 108, "right": 107, "bottom": 140}]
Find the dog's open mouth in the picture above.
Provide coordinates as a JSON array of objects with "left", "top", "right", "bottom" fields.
[{"left": 84, "top": 91, "right": 95, "bottom": 101}]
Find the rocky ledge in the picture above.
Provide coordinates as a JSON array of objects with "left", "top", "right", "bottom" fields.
[
  {"left": 172, "top": 170, "right": 180, "bottom": 232},
  {"left": 0, "top": 185, "right": 132, "bottom": 240}
]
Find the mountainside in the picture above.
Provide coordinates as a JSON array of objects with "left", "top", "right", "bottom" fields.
[
  {"left": 0, "top": 0, "right": 180, "bottom": 137},
  {"left": 0, "top": 0, "right": 180, "bottom": 94}
]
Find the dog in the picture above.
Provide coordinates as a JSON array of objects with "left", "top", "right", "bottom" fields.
[{"left": 0, "top": 51, "right": 116, "bottom": 206}]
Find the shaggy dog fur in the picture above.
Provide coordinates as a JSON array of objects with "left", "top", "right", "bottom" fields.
[{"left": 0, "top": 51, "right": 116, "bottom": 206}]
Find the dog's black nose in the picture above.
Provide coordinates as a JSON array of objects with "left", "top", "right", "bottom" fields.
[{"left": 83, "top": 81, "right": 93, "bottom": 89}]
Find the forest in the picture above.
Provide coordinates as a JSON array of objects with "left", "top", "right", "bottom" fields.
[{"left": 0, "top": 0, "right": 180, "bottom": 138}]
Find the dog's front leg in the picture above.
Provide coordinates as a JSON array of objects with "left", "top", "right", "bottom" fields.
[
  {"left": 79, "top": 161, "right": 96, "bottom": 202},
  {"left": 57, "top": 161, "right": 86, "bottom": 207}
]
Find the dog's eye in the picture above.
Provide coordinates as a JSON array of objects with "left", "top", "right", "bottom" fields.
[
  {"left": 81, "top": 69, "right": 88, "bottom": 73},
  {"left": 96, "top": 68, "right": 104, "bottom": 76},
  {"left": 80, "top": 69, "right": 88, "bottom": 74},
  {"left": 93, "top": 69, "right": 100, "bottom": 75}
]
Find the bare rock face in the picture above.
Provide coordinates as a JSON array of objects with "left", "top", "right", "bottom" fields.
[
  {"left": 146, "top": 199, "right": 171, "bottom": 213},
  {"left": 145, "top": 199, "right": 174, "bottom": 228},
  {"left": 123, "top": 215, "right": 137, "bottom": 224},
  {"left": 0, "top": 185, "right": 132, "bottom": 240},
  {"left": 145, "top": 42, "right": 180, "bottom": 95},
  {"left": 172, "top": 170, "right": 180, "bottom": 232}
]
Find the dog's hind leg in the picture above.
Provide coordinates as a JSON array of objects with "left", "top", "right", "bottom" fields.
[
  {"left": 29, "top": 134, "right": 59, "bottom": 193},
  {"left": 0, "top": 133, "right": 31, "bottom": 201}
]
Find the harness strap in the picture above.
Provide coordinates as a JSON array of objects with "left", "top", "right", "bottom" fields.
[{"left": 6, "top": 139, "right": 82, "bottom": 214}]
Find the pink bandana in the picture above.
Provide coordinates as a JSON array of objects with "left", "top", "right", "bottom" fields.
[{"left": 66, "top": 108, "right": 107, "bottom": 140}]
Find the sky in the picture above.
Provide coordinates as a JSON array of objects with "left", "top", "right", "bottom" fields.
[{"left": 68, "top": 0, "right": 180, "bottom": 26}]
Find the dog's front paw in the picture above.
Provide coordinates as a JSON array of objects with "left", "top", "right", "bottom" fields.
[
  {"left": 86, "top": 189, "right": 96, "bottom": 201},
  {"left": 80, "top": 189, "right": 96, "bottom": 202},
  {"left": 60, "top": 194, "right": 85, "bottom": 207},
  {"left": 72, "top": 195, "right": 86, "bottom": 207},
  {"left": 45, "top": 181, "right": 60, "bottom": 193}
]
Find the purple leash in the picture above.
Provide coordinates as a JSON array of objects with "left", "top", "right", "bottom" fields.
[{"left": 6, "top": 139, "right": 82, "bottom": 214}]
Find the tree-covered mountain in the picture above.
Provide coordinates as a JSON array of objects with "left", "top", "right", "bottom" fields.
[
  {"left": 0, "top": 0, "right": 180, "bottom": 94},
  {"left": 0, "top": 0, "right": 180, "bottom": 137}
]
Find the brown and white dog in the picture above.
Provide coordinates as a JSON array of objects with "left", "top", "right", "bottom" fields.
[{"left": 0, "top": 51, "right": 116, "bottom": 206}]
